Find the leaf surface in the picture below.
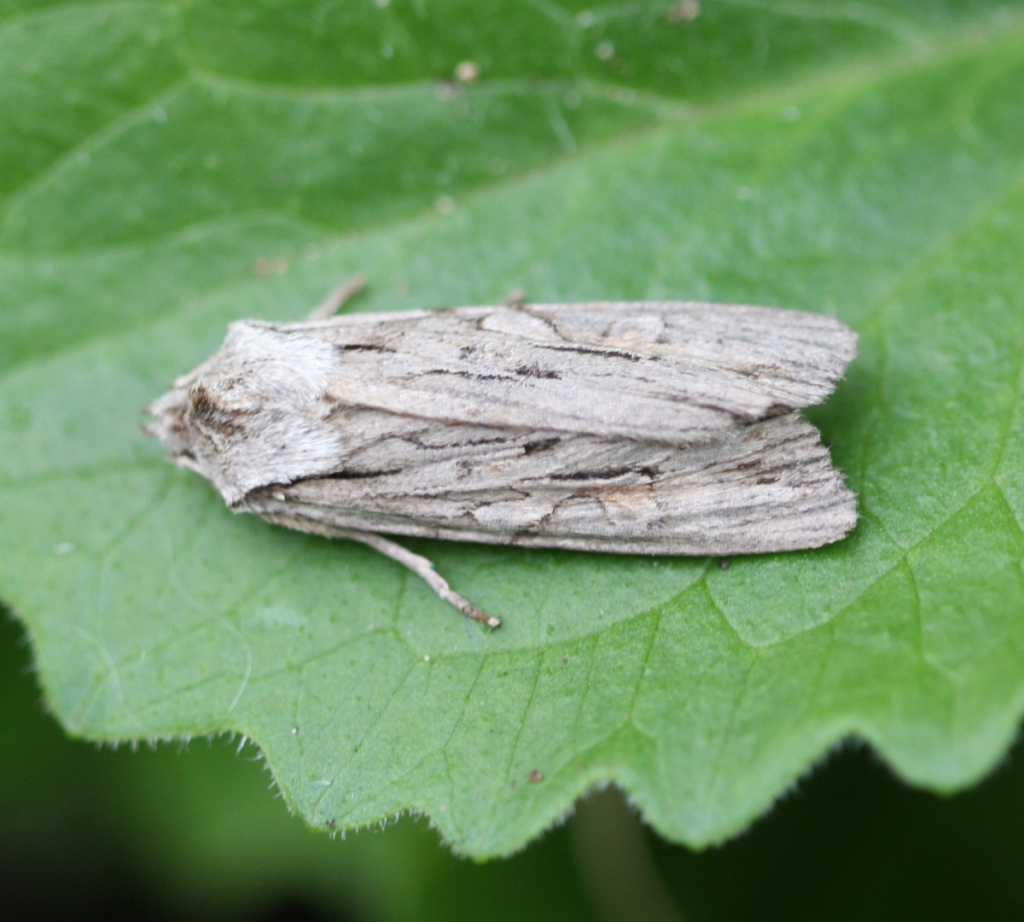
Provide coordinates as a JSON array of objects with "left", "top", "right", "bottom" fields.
[{"left": 2, "top": 0, "right": 1023, "bottom": 857}]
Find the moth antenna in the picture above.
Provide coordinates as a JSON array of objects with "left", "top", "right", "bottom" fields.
[{"left": 307, "top": 276, "right": 368, "bottom": 321}]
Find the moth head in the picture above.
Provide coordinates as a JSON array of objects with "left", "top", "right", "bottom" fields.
[
  {"left": 145, "top": 322, "right": 348, "bottom": 506},
  {"left": 145, "top": 376, "right": 261, "bottom": 500}
]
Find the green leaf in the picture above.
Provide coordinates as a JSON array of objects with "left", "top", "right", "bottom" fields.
[{"left": 2, "top": 0, "right": 1023, "bottom": 858}]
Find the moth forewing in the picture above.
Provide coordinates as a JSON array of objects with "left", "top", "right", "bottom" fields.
[
  {"left": 242, "top": 411, "right": 855, "bottom": 554},
  {"left": 147, "top": 299, "right": 858, "bottom": 627},
  {"left": 265, "top": 302, "right": 855, "bottom": 443}
]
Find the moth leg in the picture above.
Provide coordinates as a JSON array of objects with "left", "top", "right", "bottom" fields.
[
  {"left": 336, "top": 529, "right": 501, "bottom": 629},
  {"left": 307, "top": 275, "right": 367, "bottom": 321},
  {"left": 501, "top": 288, "right": 525, "bottom": 307}
]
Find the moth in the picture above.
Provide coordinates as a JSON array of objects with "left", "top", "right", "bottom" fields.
[{"left": 147, "top": 286, "right": 857, "bottom": 628}]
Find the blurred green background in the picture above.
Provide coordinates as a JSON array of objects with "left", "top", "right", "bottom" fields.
[{"left": 5, "top": 606, "right": 1024, "bottom": 920}]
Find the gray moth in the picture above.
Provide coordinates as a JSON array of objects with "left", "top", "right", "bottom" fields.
[{"left": 147, "top": 292, "right": 858, "bottom": 628}]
